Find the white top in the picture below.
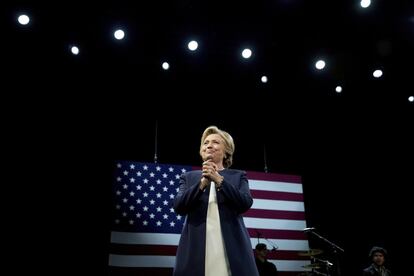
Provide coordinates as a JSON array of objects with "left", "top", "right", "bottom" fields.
[{"left": 205, "top": 181, "right": 231, "bottom": 276}]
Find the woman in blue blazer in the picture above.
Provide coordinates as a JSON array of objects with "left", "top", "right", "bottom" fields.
[{"left": 173, "top": 125, "right": 259, "bottom": 276}]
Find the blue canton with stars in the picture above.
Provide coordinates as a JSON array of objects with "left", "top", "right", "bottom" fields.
[{"left": 112, "top": 161, "right": 191, "bottom": 233}]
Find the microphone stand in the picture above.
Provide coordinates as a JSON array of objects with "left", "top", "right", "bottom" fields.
[
  {"left": 256, "top": 230, "right": 279, "bottom": 251},
  {"left": 263, "top": 237, "right": 279, "bottom": 251},
  {"left": 307, "top": 230, "right": 344, "bottom": 276}
]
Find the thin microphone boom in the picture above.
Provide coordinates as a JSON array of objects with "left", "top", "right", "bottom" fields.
[
  {"left": 303, "top": 227, "right": 316, "bottom": 232},
  {"left": 256, "top": 230, "right": 279, "bottom": 251}
]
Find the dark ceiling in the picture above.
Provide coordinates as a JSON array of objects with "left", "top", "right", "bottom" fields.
[{"left": 4, "top": 1, "right": 414, "bottom": 106}]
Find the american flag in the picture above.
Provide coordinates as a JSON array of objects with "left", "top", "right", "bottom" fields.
[{"left": 109, "top": 161, "right": 311, "bottom": 276}]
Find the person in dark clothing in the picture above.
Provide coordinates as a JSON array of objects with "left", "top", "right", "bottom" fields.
[
  {"left": 362, "top": 246, "right": 392, "bottom": 276},
  {"left": 255, "top": 243, "right": 278, "bottom": 276},
  {"left": 173, "top": 126, "right": 259, "bottom": 276}
]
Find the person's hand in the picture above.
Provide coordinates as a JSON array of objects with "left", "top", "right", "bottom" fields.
[
  {"left": 199, "top": 176, "right": 209, "bottom": 191},
  {"left": 202, "top": 160, "right": 224, "bottom": 188}
]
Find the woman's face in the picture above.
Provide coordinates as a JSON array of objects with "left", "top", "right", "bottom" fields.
[{"left": 201, "top": 133, "right": 225, "bottom": 163}]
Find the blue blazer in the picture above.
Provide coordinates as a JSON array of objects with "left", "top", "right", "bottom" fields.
[{"left": 173, "top": 169, "right": 259, "bottom": 276}]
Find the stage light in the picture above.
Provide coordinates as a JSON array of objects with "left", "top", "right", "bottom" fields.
[
  {"left": 162, "top": 62, "right": 170, "bottom": 70},
  {"left": 188, "top": 40, "right": 198, "bottom": 51},
  {"left": 71, "top": 46, "right": 79, "bottom": 55},
  {"left": 373, "top": 69, "right": 383, "bottom": 78},
  {"left": 114, "top": 29, "right": 125, "bottom": 40},
  {"left": 242, "top": 48, "right": 252, "bottom": 59},
  {"left": 17, "top": 14, "right": 30, "bottom": 25},
  {"left": 315, "top": 60, "right": 326, "bottom": 70},
  {"left": 360, "top": 0, "right": 371, "bottom": 8}
]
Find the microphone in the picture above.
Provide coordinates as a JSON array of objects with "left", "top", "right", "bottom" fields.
[
  {"left": 255, "top": 230, "right": 262, "bottom": 237},
  {"left": 202, "top": 157, "right": 213, "bottom": 181},
  {"left": 303, "top": 227, "right": 315, "bottom": 232}
]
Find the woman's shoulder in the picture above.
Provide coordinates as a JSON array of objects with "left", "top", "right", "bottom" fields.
[
  {"left": 222, "top": 168, "right": 246, "bottom": 176},
  {"left": 183, "top": 170, "right": 202, "bottom": 177}
]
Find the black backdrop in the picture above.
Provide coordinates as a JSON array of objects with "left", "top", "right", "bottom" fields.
[{"left": 3, "top": 1, "right": 413, "bottom": 275}]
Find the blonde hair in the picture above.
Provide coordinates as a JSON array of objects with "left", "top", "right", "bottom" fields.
[{"left": 199, "top": 126, "right": 235, "bottom": 168}]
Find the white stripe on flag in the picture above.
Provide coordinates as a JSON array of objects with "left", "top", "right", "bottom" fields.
[
  {"left": 244, "top": 217, "right": 306, "bottom": 230},
  {"left": 111, "top": 232, "right": 180, "bottom": 245},
  {"left": 111, "top": 232, "right": 307, "bottom": 251},
  {"left": 250, "top": 238, "right": 309, "bottom": 251},
  {"left": 249, "top": 180, "right": 303, "bottom": 193},
  {"left": 109, "top": 255, "right": 176, "bottom": 267},
  {"left": 251, "top": 198, "right": 305, "bottom": 211}
]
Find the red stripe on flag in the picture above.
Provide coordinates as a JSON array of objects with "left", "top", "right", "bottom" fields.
[
  {"left": 247, "top": 228, "right": 307, "bottom": 240},
  {"left": 245, "top": 208, "right": 305, "bottom": 220},
  {"left": 250, "top": 190, "right": 304, "bottom": 201},
  {"left": 246, "top": 171, "right": 302, "bottom": 183},
  {"left": 257, "top": 250, "right": 310, "bottom": 261}
]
